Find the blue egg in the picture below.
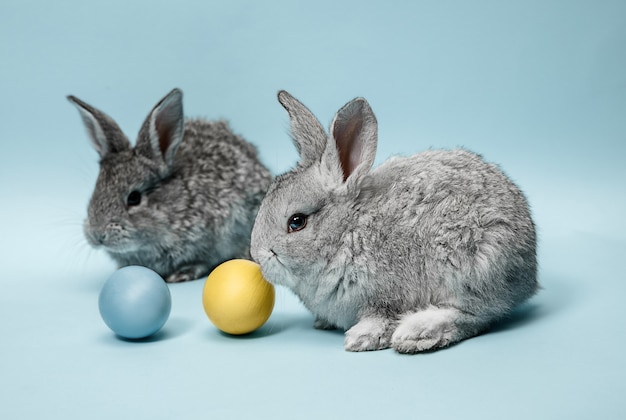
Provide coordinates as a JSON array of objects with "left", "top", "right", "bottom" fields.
[{"left": 98, "top": 266, "right": 172, "bottom": 339}]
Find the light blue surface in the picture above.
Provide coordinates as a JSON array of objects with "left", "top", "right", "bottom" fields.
[
  {"left": 99, "top": 266, "right": 171, "bottom": 339},
  {"left": 1, "top": 1, "right": 625, "bottom": 419}
]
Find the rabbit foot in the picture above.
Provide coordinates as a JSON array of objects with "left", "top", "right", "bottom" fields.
[
  {"left": 165, "top": 264, "right": 210, "bottom": 283},
  {"left": 391, "top": 307, "right": 459, "bottom": 354},
  {"left": 344, "top": 317, "right": 392, "bottom": 352},
  {"left": 314, "top": 317, "right": 338, "bottom": 330},
  {"left": 166, "top": 272, "right": 196, "bottom": 283}
]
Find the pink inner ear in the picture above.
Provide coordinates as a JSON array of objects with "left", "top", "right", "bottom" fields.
[
  {"left": 153, "top": 106, "right": 180, "bottom": 159},
  {"left": 156, "top": 119, "right": 173, "bottom": 157},
  {"left": 334, "top": 117, "right": 364, "bottom": 182}
]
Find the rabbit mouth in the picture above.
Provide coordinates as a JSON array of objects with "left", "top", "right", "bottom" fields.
[
  {"left": 101, "top": 242, "right": 143, "bottom": 254},
  {"left": 254, "top": 249, "right": 294, "bottom": 288},
  {"left": 251, "top": 247, "right": 277, "bottom": 266},
  {"left": 87, "top": 235, "right": 142, "bottom": 254},
  {"left": 84, "top": 228, "right": 141, "bottom": 253}
]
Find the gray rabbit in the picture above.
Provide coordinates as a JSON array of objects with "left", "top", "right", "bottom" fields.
[
  {"left": 250, "top": 91, "right": 538, "bottom": 353},
  {"left": 68, "top": 89, "right": 271, "bottom": 283}
]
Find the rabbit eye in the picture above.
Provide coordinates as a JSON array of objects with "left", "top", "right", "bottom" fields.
[
  {"left": 287, "top": 213, "right": 307, "bottom": 233},
  {"left": 126, "top": 190, "right": 142, "bottom": 207}
]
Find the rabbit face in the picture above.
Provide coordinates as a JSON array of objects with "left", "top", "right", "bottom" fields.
[
  {"left": 84, "top": 152, "right": 159, "bottom": 252},
  {"left": 251, "top": 161, "right": 369, "bottom": 331},
  {"left": 251, "top": 167, "right": 331, "bottom": 288}
]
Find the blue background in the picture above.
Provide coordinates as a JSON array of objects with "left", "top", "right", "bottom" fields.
[{"left": 1, "top": 1, "right": 625, "bottom": 419}]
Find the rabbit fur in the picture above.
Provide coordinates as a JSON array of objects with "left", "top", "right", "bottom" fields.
[
  {"left": 250, "top": 91, "right": 538, "bottom": 353},
  {"left": 68, "top": 89, "right": 271, "bottom": 283}
]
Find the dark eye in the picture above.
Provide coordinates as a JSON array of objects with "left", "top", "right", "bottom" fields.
[
  {"left": 287, "top": 213, "right": 308, "bottom": 233},
  {"left": 126, "top": 190, "right": 142, "bottom": 207}
]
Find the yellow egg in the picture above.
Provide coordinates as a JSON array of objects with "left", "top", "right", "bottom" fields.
[{"left": 202, "top": 259, "right": 275, "bottom": 335}]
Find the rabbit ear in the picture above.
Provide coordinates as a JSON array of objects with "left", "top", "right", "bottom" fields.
[
  {"left": 67, "top": 95, "right": 131, "bottom": 158},
  {"left": 278, "top": 90, "right": 327, "bottom": 167},
  {"left": 136, "top": 88, "right": 184, "bottom": 168},
  {"left": 330, "top": 97, "right": 377, "bottom": 183}
]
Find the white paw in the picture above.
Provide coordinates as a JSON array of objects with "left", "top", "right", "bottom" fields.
[
  {"left": 165, "top": 272, "right": 193, "bottom": 283},
  {"left": 344, "top": 317, "right": 392, "bottom": 352},
  {"left": 391, "top": 307, "right": 459, "bottom": 353}
]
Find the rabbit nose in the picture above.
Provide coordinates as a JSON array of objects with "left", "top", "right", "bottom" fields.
[
  {"left": 101, "top": 222, "right": 126, "bottom": 241},
  {"left": 106, "top": 221, "right": 124, "bottom": 231},
  {"left": 85, "top": 220, "right": 125, "bottom": 246}
]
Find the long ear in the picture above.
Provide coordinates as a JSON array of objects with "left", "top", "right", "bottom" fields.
[
  {"left": 135, "top": 88, "right": 184, "bottom": 168},
  {"left": 278, "top": 90, "right": 327, "bottom": 167},
  {"left": 329, "top": 97, "right": 377, "bottom": 184},
  {"left": 67, "top": 95, "right": 131, "bottom": 158}
]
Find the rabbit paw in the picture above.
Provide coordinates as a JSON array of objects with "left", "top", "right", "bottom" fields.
[
  {"left": 344, "top": 317, "right": 392, "bottom": 352},
  {"left": 166, "top": 272, "right": 195, "bottom": 283},
  {"left": 391, "top": 307, "right": 459, "bottom": 354},
  {"left": 314, "top": 317, "right": 338, "bottom": 330},
  {"left": 165, "top": 264, "right": 210, "bottom": 283}
]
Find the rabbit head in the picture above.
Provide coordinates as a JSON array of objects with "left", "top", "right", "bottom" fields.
[
  {"left": 251, "top": 91, "right": 379, "bottom": 319},
  {"left": 68, "top": 89, "right": 196, "bottom": 265},
  {"left": 69, "top": 90, "right": 186, "bottom": 260}
]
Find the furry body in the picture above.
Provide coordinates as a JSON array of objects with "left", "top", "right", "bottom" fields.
[
  {"left": 251, "top": 91, "right": 537, "bottom": 353},
  {"left": 69, "top": 89, "right": 271, "bottom": 282}
]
